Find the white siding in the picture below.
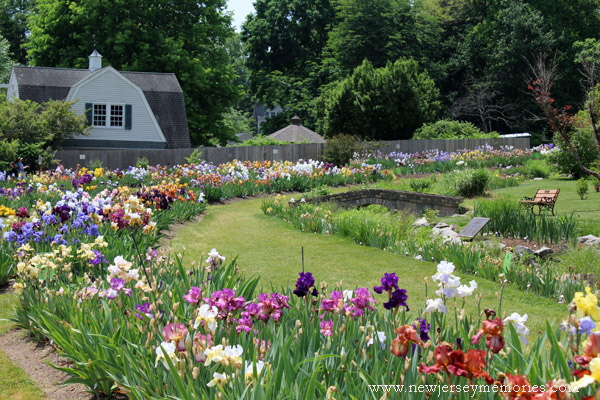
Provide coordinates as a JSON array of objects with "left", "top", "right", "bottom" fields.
[{"left": 69, "top": 69, "right": 165, "bottom": 143}]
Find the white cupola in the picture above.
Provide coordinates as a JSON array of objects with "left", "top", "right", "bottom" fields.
[{"left": 88, "top": 49, "right": 103, "bottom": 72}]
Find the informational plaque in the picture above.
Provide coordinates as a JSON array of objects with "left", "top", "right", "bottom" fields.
[{"left": 458, "top": 217, "right": 491, "bottom": 239}]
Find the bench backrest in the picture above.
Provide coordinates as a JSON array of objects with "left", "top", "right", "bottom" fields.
[{"left": 533, "top": 189, "right": 560, "bottom": 202}]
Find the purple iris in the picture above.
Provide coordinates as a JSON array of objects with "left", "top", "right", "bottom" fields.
[
  {"left": 136, "top": 303, "right": 154, "bottom": 320},
  {"left": 413, "top": 318, "right": 430, "bottom": 342},
  {"left": 383, "top": 288, "right": 409, "bottom": 311},
  {"left": 373, "top": 272, "right": 399, "bottom": 294},
  {"left": 183, "top": 287, "right": 202, "bottom": 304},
  {"left": 293, "top": 272, "right": 318, "bottom": 297},
  {"left": 110, "top": 278, "right": 125, "bottom": 291},
  {"left": 89, "top": 250, "right": 107, "bottom": 266}
]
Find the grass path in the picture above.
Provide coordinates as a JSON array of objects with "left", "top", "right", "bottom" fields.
[
  {"left": 168, "top": 194, "right": 566, "bottom": 337},
  {"left": 0, "top": 292, "right": 47, "bottom": 399}
]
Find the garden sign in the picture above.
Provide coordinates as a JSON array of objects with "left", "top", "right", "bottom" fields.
[{"left": 458, "top": 217, "right": 491, "bottom": 240}]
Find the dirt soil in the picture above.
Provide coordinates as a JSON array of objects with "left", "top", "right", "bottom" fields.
[{"left": 0, "top": 329, "right": 92, "bottom": 400}]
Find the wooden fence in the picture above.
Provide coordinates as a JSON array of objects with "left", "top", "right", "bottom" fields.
[{"left": 56, "top": 137, "right": 530, "bottom": 170}]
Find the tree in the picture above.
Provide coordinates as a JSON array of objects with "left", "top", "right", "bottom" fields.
[
  {"left": 324, "top": 0, "right": 416, "bottom": 74},
  {"left": 26, "top": 0, "right": 241, "bottom": 146},
  {"left": 0, "top": 0, "right": 32, "bottom": 64},
  {"left": 528, "top": 55, "right": 600, "bottom": 182},
  {"left": 242, "top": 0, "right": 335, "bottom": 127},
  {"left": 0, "top": 34, "right": 14, "bottom": 83},
  {"left": 315, "top": 58, "right": 440, "bottom": 140},
  {"left": 0, "top": 98, "right": 89, "bottom": 169}
]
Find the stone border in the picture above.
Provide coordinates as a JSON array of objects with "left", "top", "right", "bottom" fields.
[{"left": 305, "top": 189, "right": 463, "bottom": 217}]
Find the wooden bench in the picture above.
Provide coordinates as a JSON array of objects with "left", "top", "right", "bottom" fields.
[{"left": 519, "top": 189, "right": 560, "bottom": 215}]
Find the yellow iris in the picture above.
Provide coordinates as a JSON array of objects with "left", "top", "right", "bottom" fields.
[
  {"left": 572, "top": 357, "right": 600, "bottom": 390},
  {"left": 574, "top": 287, "right": 600, "bottom": 321}
]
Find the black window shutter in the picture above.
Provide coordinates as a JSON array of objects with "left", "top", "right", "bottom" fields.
[
  {"left": 125, "top": 104, "right": 132, "bottom": 130},
  {"left": 85, "top": 103, "right": 93, "bottom": 126}
]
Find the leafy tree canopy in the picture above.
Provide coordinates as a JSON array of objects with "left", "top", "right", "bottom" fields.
[{"left": 315, "top": 58, "right": 440, "bottom": 140}]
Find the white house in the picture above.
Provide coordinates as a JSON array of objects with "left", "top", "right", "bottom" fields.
[{"left": 6, "top": 50, "right": 190, "bottom": 149}]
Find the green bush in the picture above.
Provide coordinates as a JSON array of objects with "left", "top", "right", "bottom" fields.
[
  {"left": 136, "top": 156, "right": 150, "bottom": 168},
  {"left": 408, "top": 178, "right": 432, "bottom": 192},
  {"left": 546, "top": 125, "right": 599, "bottom": 178},
  {"left": 524, "top": 159, "right": 550, "bottom": 178},
  {"left": 323, "top": 134, "right": 360, "bottom": 166},
  {"left": 315, "top": 58, "right": 440, "bottom": 140},
  {"left": 0, "top": 98, "right": 89, "bottom": 168},
  {"left": 412, "top": 119, "right": 499, "bottom": 140},
  {"left": 231, "top": 135, "right": 289, "bottom": 146},
  {"left": 87, "top": 158, "right": 103, "bottom": 170},
  {"left": 186, "top": 148, "right": 203, "bottom": 164},
  {"left": 576, "top": 177, "right": 589, "bottom": 200},
  {"left": 434, "top": 168, "right": 490, "bottom": 197}
]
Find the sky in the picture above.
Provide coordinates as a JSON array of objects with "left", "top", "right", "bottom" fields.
[{"left": 226, "top": 0, "right": 256, "bottom": 31}]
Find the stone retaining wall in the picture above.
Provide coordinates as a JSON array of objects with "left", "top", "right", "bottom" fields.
[{"left": 306, "top": 189, "right": 463, "bottom": 217}]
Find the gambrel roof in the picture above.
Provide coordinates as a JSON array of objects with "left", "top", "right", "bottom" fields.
[{"left": 10, "top": 66, "right": 190, "bottom": 148}]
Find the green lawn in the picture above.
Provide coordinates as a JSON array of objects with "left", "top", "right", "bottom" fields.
[
  {"left": 0, "top": 291, "right": 47, "bottom": 399},
  {"left": 168, "top": 194, "right": 566, "bottom": 338},
  {"left": 493, "top": 178, "right": 600, "bottom": 234}
]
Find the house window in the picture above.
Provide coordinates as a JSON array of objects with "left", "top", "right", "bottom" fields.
[
  {"left": 86, "top": 103, "right": 131, "bottom": 130},
  {"left": 110, "top": 105, "right": 123, "bottom": 127},
  {"left": 93, "top": 104, "right": 107, "bottom": 126}
]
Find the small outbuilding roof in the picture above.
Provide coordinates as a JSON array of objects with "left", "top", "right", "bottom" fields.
[{"left": 268, "top": 116, "right": 326, "bottom": 144}]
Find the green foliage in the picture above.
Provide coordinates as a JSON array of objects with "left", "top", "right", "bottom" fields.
[
  {"left": 136, "top": 157, "right": 149, "bottom": 169},
  {"left": 87, "top": 158, "right": 103, "bottom": 170},
  {"left": 523, "top": 159, "right": 550, "bottom": 179},
  {"left": 546, "top": 125, "right": 599, "bottom": 178},
  {"left": 324, "top": 0, "right": 416, "bottom": 74},
  {"left": 434, "top": 168, "right": 490, "bottom": 197},
  {"left": 242, "top": 0, "right": 335, "bottom": 128},
  {"left": 316, "top": 58, "right": 440, "bottom": 140},
  {"left": 220, "top": 108, "right": 253, "bottom": 142},
  {"left": 185, "top": 148, "right": 204, "bottom": 165},
  {"left": 323, "top": 134, "right": 360, "bottom": 166},
  {"left": 0, "top": 0, "right": 31, "bottom": 64},
  {"left": 576, "top": 177, "right": 589, "bottom": 200},
  {"left": 303, "top": 185, "right": 332, "bottom": 199},
  {"left": 474, "top": 197, "right": 580, "bottom": 244},
  {"left": 0, "top": 99, "right": 89, "bottom": 168},
  {"left": 232, "top": 135, "right": 289, "bottom": 147},
  {"left": 0, "top": 139, "right": 18, "bottom": 171},
  {"left": 258, "top": 111, "right": 290, "bottom": 135},
  {"left": 413, "top": 120, "right": 499, "bottom": 140},
  {"left": 0, "top": 34, "right": 14, "bottom": 83},
  {"left": 26, "top": 0, "right": 240, "bottom": 146}
]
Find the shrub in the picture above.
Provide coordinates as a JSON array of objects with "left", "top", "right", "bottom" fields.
[
  {"left": 524, "top": 159, "right": 550, "bottom": 178},
  {"left": 546, "top": 124, "right": 599, "bottom": 178},
  {"left": 186, "top": 148, "right": 203, "bottom": 164},
  {"left": 136, "top": 156, "right": 150, "bottom": 168},
  {"left": 88, "top": 158, "right": 103, "bottom": 170},
  {"left": 413, "top": 119, "right": 499, "bottom": 140},
  {"left": 434, "top": 168, "right": 490, "bottom": 197},
  {"left": 323, "top": 134, "right": 360, "bottom": 166},
  {"left": 232, "top": 135, "right": 289, "bottom": 146},
  {"left": 0, "top": 98, "right": 89, "bottom": 168},
  {"left": 315, "top": 58, "right": 440, "bottom": 140},
  {"left": 408, "top": 178, "right": 432, "bottom": 192},
  {"left": 576, "top": 177, "right": 589, "bottom": 200}
]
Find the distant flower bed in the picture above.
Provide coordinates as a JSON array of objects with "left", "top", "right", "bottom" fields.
[{"left": 358, "top": 145, "right": 542, "bottom": 174}]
